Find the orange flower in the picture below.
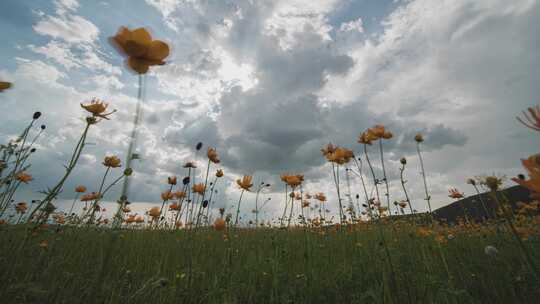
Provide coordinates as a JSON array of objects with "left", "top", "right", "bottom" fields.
[
  {"left": 382, "top": 131, "right": 393, "bottom": 140},
  {"left": 448, "top": 188, "right": 464, "bottom": 199},
  {"left": 15, "top": 202, "right": 28, "bottom": 214},
  {"left": 512, "top": 154, "right": 540, "bottom": 198},
  {"left": 0, "top": 81, "right": 12, "bottom": 92},
  {"left": 302, "top": 201, "right": 310, "bottom": 208},
  {"left": 52, "top": 214, "right": 65, "bottom": 225},
  {"left": 280, "top": 174, "right": 304, "bottom": 188},
  {"left": 81, "top": 98, "right": 116, "bottom": 120},
  {"left": 148, "top": 207, "right": 161, "bottom": 218},
  {"left": 122, "top": 206, "right": 131, "bottom": 213},
  {"left": 358, "top": 131, "right": 377, "bottom": 145},
  {"left": 320, "top": 143, "right": 337, "bottom": 157},
  {"left": 517, "top": 106, "right": 540, "bottom": 132},
  {"left": 213, "top": 218, "right": 226, "bottom": 231},
  {"left": 369, "top": 125, "right": 386, "bottom": 139},
  {"left": 80, "top": 192, "right": 101, "bottom": 202},
  {"left": 135, "top": 216, "right": 144, "bottom": 223},
  {"left": 103, "top": 155, "right": 122, "bottom": 168},
  {"left": 167, "top": 176, "right": 177, "bottom": 185},
  {"left": 325, "top": 147, "right": 353, "bottom": 165},
  {"left": 39, "top": 240, "right": 49, "bottom": 249},
  {"left": 16, "top": 172, "right": 33, "bottom": 183},
  {"left": 110, "top": 27, "right": 170, "bottom": 74},
  {"left": 169, "top": 202, "right": 181, "bottom": 211},
  {"left": 174, "top": 191, "right": 186, "bottom": 199},
  {"left": 236, "top": 175, "right": 253, "bottom": 191},
  {"left": 207, "top": 147, "right": 220, "bottom": 164},
  {"left": 192, "top": 183, "right": 206, "bottom": 195},
  {"left": 216, "top": 169, "right": 224, "bottom": 178},
  {"left": 75, "top": 185, "right": 87, "bottom": 193},
  {"left": 315, "top": 193, "right": 326, "bottom": 202},
  {"left": 161, "top": 191, "right": 174, "bottom": 201}
]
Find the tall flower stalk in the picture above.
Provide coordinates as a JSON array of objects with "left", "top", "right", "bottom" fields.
[
  {"left": 234, "top": 175, "right": 253, "bottom": 227},
  {"left": 415, "top": 133, "right": 432, "bottom": 213},
  {"left": 28, "top": 100, "right": 115, "bottom": 223},
  {"left": 321, "top": 144, "right": 353, "bottom": 224},
  {"left": 398, "top": 157, "right": 414, "bottom": 215}
]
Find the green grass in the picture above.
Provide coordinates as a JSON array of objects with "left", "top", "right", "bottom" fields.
[{"left": 1, "top": 224, "right": 539, "bottom": 303}]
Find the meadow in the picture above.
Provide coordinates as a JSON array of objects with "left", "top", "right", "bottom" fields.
[
  {"left": 1, "top": 219, "right": 539, "bottom": 304},
  {"left": 1, "top": 26, "right": 540, "bottom": 303}
]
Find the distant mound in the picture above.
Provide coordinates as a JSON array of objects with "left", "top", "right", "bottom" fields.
[{"left": 432, "top": 185, "right": 536, "bottom": 223}]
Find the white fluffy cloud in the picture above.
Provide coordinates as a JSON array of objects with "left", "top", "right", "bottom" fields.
[{"left": 2, "top": 0, "right": 540, "bottom": 222}]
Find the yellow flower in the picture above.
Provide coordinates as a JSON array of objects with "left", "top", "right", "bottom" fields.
[
  {"left": 103, "top": 155, "right": 122, "bottom": 168},
  {"left": 16, "top": 172, "right": 33, "bottom": 184},
  {"left": 75, "top": 185, "right": 87, "bottom": 193},
  {"left": 0, "top": 81, "right": 12, "bottom": 92},
  {"left": 81, "top": 98, "right": 116, "bottom": 120},
  {"left": 236, "top": 175, "right": 253, "bottom": 191},
  {"left": 216, "top": 169, "right": 224, "bottom": 178},
  {"left": 192, "top": 183, "right": 206, "bottom": 195},
  {"left": 110, "top": 26, "right": 170, "bottom": 74},
  {"left": 207, "top": 147, "right": 220, "bottom": 164}
]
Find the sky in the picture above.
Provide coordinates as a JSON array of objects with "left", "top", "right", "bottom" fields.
[{"left": 0, "top": 0, "right": 539, "bottom": 223}]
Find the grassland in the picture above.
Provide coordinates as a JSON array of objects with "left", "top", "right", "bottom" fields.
[{"left": 1, "top": 219, "right": 539, "bottom": 304}]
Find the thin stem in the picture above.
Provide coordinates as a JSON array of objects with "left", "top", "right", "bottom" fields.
[{"left": 416, "top": 143, "right": 432, "bottom": 213}]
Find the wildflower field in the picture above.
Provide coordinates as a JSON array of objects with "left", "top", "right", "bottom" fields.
[{"left": 2, "top": 11, "right": 540, "bottom": 304}]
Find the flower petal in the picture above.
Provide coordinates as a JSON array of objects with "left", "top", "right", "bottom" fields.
[
  {"left": 0, "top": 81, "right": 11, "bottom": 91},
  {"left": 127, "top": 57, "right": 149, "bottom": 74},
  {"left": 131, "top": 28, "right": 152, "bottom": 47},
  {"left": 125, "top": 40, "right": 149, "bottom": 57},
  {"left": 147, "top": 40, "right": 170, "bottom": 61}
]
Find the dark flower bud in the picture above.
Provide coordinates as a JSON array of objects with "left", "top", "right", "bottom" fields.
[
  {"left": 517, "top": 174, "right": 525, "bottom": 180},
  {"left": 182, "top": 176, "right": 190, "bottom": 185},
  {"left": 124, "top": 168, "right": 133, "bottom": 176},
  {"left": 30, "top": 148, "right": 36, "bottom": 153},
  {"left": 158, "top": 278, "right": 169, "bottom": 287},
  {"left": 400, "top": 157, "right": 407, "bottom": 165},
  {"left": 266, "top": 184, "right": 271, "bottom": 187},
  {"left": 202, "top": 200, "right": 209, "bottom": 208},
  {"left": 355, "top": 194, "right": 359, "bottom": 199},
  {"left": 196, "top": 142, "right": 203, "bottom": 151},
  {"left": 33, "top": 111, "right": 42, "bottom": 120},
  {"left": 40, "top": 125, "right": 46, "bottom": 130}
]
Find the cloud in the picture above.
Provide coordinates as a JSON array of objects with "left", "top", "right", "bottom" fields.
[
  {"left": 33, "top": 14, "right": 98, "bottom": 44},
  {"left": 2, "top": 0, "right": 540, "bottom": 222}
]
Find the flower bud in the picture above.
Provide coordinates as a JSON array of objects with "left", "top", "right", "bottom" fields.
[
  {"left": 124, "top": 168, "right": 133, "bottom": 176},
  {"left": 33, "top": 111, "right": 42, "bottom": 120}
]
